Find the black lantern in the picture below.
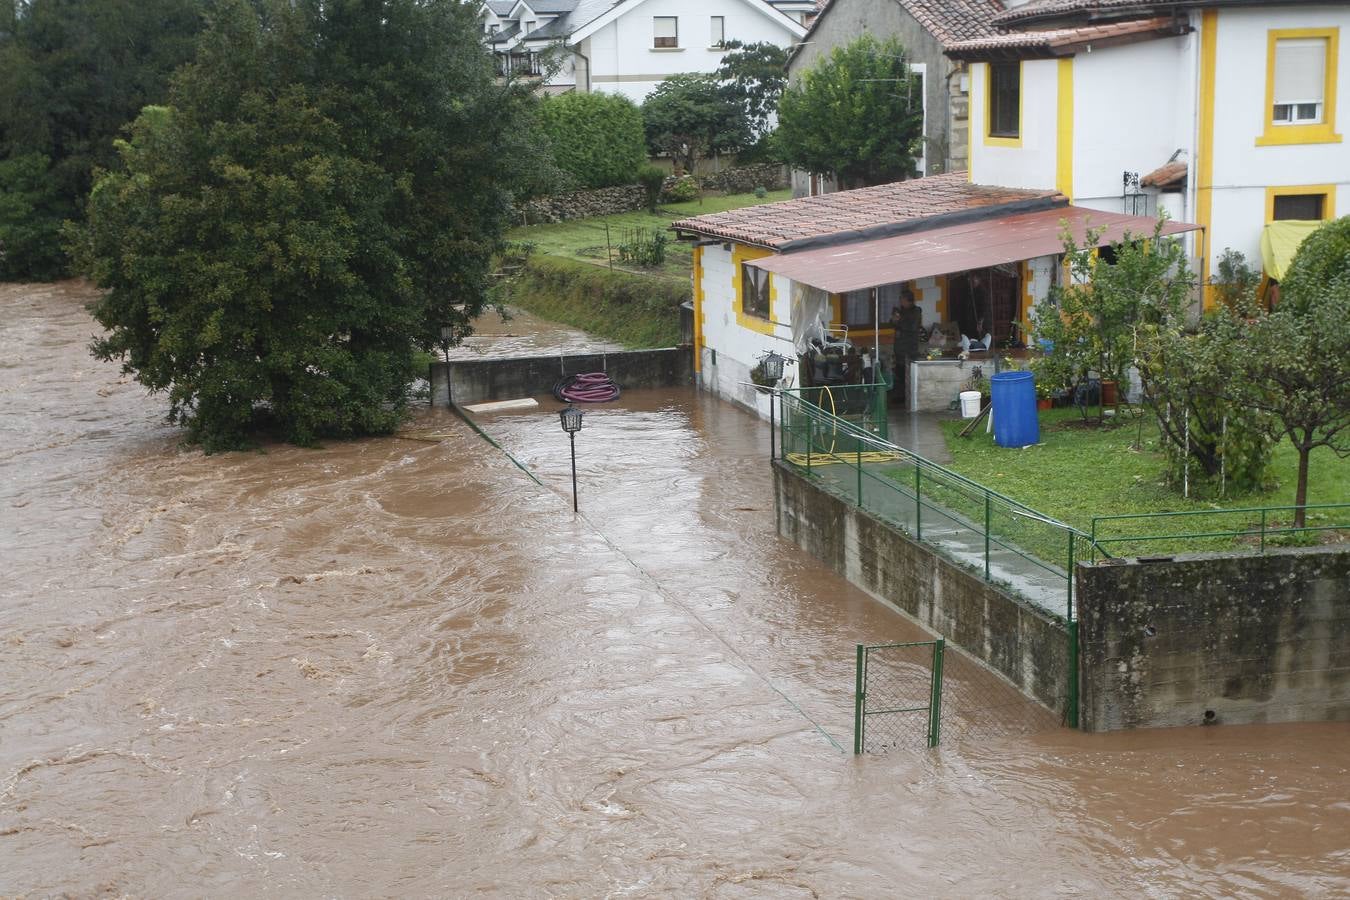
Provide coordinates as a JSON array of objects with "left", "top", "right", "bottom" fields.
[
  {"left": 439, "top": 325, "right": 454, "bottom": 366},
  {"left": 761, "top": 350, "right": 786, "bottom": 383},
  {"left": 559, "top": 405, "right": 584, "bottom": 511}
]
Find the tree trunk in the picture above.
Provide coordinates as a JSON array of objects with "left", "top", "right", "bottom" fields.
[{"left": 1294, "top": 445, "right": 1311, "bottom": 529}]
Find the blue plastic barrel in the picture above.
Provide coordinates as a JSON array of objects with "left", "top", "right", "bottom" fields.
[{"left": 991, "top": 371, "right": 1040, "bottom": 448}]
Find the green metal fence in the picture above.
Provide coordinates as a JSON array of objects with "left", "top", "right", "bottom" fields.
[
  {"left": 779, "top": 381, "right": 889, "bottom": 443},
  {"left": 1090, "top": 503, "right": 1350, "bottom": 560},
  {"left": 854, "top": 640, "right": 944, "bottom": 753}
]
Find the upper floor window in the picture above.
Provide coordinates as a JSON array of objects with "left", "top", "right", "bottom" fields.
[
  {"left": 654, "top": 16, "right": 678, "bottom": 49},
  {"left": 1273, "top": 38, "right": 1327, "bottom": 124},
  {"left": 1259, "top": 28, "right": 1341, "bottom": 146},
  {"left": 988, "top": 62, "right": 1020, "bottom": 142},
  {"left": 710, "top": 16, "right": 725, "bottom": 48},
  {"left": 524, "top": 19, "right": 536, "bottom": 35}
]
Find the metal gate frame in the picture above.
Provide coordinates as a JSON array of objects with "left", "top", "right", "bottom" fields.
[{"left": 853, "top": 639, "right": 945, "bottom": 753}]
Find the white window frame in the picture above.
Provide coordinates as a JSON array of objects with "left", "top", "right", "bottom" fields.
[
  {"left": 710, "top": 16, "right": 725, "bottom": 48},
  {"left": 653, "top": 16, "right": 678, "bottom": 49}
]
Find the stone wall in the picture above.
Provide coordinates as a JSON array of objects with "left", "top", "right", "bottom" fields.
[
  {"left": 430, "top": 348, "right": 693, "bottom": 407},
  {"left": 1077, "top": 548, "right": 1350, "bottom": 731},
  {"left": 773, "top": 462, "right": 1071, "bottom": 713},
  {"left": 517, "top": 164, "right": 790, "bottom": 225}
]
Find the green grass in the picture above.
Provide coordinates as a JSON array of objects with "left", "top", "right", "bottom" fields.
[
  {"left": 508, "top": 189, "right": 791, "bottom": 280},
  {"left": 936, "top": 407, "right": 1349, "bottom": 556}
]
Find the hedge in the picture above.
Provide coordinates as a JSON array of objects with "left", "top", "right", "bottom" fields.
[
  {"left": 508, "top": 254, "right": 689, "bottom": 348},
  {"left": 538, "top": 93, "right": 647, "bottom": 190}
]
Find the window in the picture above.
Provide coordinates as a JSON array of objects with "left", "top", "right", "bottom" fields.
[
  {"left": 1266, "top": 185, "right": 1335, "bottom": 222},
  {"left": 1259, "top": 28, "right": 1341, "bottom": 145},
  {"left": 710, "top": 16, "right": 724, "bottom": 48},
  {"left": 1273, "top": 38, "right": 1326, "bottom": 124},
  {"left": 524, "top": 19, "right": 536, "bottom": 35},
  {"left": 844, "top": 290, "right": 873, "bottom": 329},
  {"left": 742, "top": 264, "right": 770, "bottom": 320},
  {"left": 653, "top": 16, "right": 678, "bottom": 49},
  {"left": 987, "top": 62, "right": 1020, "bottom": 142},
  {"left": 1273, "top": 193, "right": 1324, "bottom": 220}
]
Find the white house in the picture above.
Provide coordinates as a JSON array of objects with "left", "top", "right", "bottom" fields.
[
  {"left": 481, "top": 0, "right": 808, "bottom": 101},
  {"left": 948, "top": 0, "right": 1349, "bottom": 308},
  {"left": 672, "top": 173, "right": 1196, "bottom": 416}
]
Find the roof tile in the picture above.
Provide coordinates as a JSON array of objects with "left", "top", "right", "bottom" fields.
[{"left": 672, "top": 173, "right": 1064, "bottom": 249}]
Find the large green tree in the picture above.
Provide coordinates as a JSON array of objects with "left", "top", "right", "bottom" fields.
[
  {"left": 71, "top": 0, "right": 546, "bottom": 451},
  {"left": 0, "top": 0, "right": 204, "bottom": 279},
  {"left": 776, "top": 35, "right": 923, "bottom": 188},
  {"left": 715, "top": 40, "right": 788, "bottom": 140}
]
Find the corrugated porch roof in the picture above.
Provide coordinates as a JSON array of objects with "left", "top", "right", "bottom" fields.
[{"left": 745, "top": 207, "right": 1201, "bottom": 294}]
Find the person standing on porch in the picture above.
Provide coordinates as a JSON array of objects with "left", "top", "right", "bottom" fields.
[{"left": 892, "top": 289, "right": 924, "bottom": 405}]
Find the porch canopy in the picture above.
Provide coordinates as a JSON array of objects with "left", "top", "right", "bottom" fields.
[{"left": 744, "top": 206, "right": 1202, "bottom": 295}]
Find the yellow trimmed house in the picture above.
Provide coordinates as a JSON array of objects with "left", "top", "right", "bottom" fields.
[
  {"left": 949, "top": 0, "right": 1348, "bottom": 308},
  {"left": 673, "top": 173, "right": 1197, "bottom": 416}
]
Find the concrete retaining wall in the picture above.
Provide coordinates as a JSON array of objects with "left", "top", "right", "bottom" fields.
[
  {"left": 1077, "top": 548, "right": 1350, "bottom": 731},
  {"left": 773, "top": 462, "right": 1070, "bottom": 713},
  {"left": 431, "top": 348, "right": 692, "bottom": 407}
]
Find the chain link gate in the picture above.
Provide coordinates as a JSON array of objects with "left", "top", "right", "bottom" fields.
[{"left": 853, "top": 639, "right": 945, "bottom": 753}]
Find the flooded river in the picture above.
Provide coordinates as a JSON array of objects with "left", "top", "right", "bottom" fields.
[{"left": 2, "top": 283, "right": 1348, "bottom": 897}]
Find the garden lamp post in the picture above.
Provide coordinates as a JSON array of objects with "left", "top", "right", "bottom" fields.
[
  {"left": 439, "top": 325, "right": 453, "bottom": 366},
  {"left": 559, "top": 404, "right": 584, "bottom": 512},
  {"left": 761, "top": 351, "right": 786, "bottom": 461}
]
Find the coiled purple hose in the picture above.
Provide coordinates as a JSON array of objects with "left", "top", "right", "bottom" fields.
[{"left": 553, "top": 372, "right": 621, "bottom": 403}]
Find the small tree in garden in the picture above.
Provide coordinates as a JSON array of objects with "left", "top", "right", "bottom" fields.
[
  {"left": 775, "top": 35, "right": 923, "bottom": 189},
  {"left": 642, "top": 73, "right": 751, "bottom": 173},
  {"left": 1227, "top": 219, "right": 1350, "bottom": 526},
  {"left": 1031, "top": 218, "right": 1192, "bottom": 422}
]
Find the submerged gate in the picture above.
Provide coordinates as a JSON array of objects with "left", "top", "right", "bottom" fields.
[{"left": 853, "top": 639, "right": 945, "bottom": 753}]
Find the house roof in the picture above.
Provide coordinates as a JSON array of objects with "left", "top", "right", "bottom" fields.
[
  {"left": 746, "top": 206, "right": 1201, "bottom": 294},
  {"left": 1141, "top": 160, "right": 1188, "bottom": 189},
  {"left": 993, "top": 0, "right": 1347, "bottom": 28},
  {"left": 486, "top": 1, "right": 516, "bottom": 16},
  {"left": 487, "top": 22, "right": 522, "bottom": 44},
  {"left": 946, "top": 16, "right": 1188, "bottom": 58},
  {"left": 788, "top": 0, "right": 1004, "bottom": 66},
  {"left": 672, "top": 173, "right": 1065, "bottom": 251}
]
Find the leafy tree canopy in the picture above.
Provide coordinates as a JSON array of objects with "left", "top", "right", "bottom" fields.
[
  {"left": 642, "top": 73, "right": 751, "bottom": 172},
  {"left": 71, "top": 0, "right": 547, "bottom": 451},
  {"left": 715, "top": 40, "right": 788, "bottom": 139},
  {"left": 0, "top": 0, "right": 204, "bottom": 279},
  {"left": 538, "top": 91, "right": 646, "bottom": 189},
  {"left": 776, "top": 35, "right": 923, "bottom": 189}
]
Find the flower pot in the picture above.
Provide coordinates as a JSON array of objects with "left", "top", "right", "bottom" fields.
[
  {"left": 1100, "top": 379, "right": 1119, "bottom": 406},
  {"left": 1037, "top": 397, "right": 1052, "bottom": 411}
]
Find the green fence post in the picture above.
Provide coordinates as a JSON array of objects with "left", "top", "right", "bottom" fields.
[
  {"left": 1259, "top": 507, "right": 1267, "bottom": 554},
  {"left": 856, "top": 449, "right": 863, "bottom": 507},
  {"left": 1090, "top": 518, "right": 1098, "bottom": 564},
  {"left": 928, "top": 638, "right": 945, "bottom": 749},
  {"left": 1066, "top": 532, "right": 1079, "bottom": 730},
  {"left": 984, "top": 494, "right": 992, "bottom": 581},
  {"left": 854, "top": 644, "right": 865, "bottom": 755},
  {"left": 806, "top": 414, "right": 813, "bottom": 473},
  {"left": 914, "top": 465, "right": 922, "bottom": 541}
]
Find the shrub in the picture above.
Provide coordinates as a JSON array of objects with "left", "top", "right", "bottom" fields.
[
  {"left": 637, "top": 165, "right": 666, "bottom": 213},
  {"left": 661, "top": 175, "right": 699, "bottom": 203},
  {"left": 753, "top": 185, "right": 767, "bottom": 199},
  {"left": 538, "top": 92, "right": 647, "bottom": 189},
  {"left": 616, "top": 227, "right": 667, "bottom": 268}
]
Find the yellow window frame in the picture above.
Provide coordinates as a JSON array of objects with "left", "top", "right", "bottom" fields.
[
  {"left": 1265, "top": 183, "right": 1337, "bottom": 222},
  {"left": 1257, "top": 27, "right": 1341, "bottom": 146},
  {"left": 731, "top": 244, "right": 777, "bottom": 336},
  {"left": 985, "top": 59, "right": 1023, "bottom": 148}
]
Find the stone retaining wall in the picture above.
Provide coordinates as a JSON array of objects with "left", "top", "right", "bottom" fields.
[{"left": 517, "top": 164, "right": 790, "bottom": 225}]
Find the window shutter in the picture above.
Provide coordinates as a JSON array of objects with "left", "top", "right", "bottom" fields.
[
  {"left": 654, "top": 16, "right": 677, "bottom": 44},
  {"left": 1274, "top": 38, "right": 1326, "bottom": 104}
]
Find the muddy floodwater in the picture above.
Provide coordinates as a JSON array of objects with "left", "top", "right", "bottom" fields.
[{"left": 2, "top": 282, "right": 1348, "bottom": 897}]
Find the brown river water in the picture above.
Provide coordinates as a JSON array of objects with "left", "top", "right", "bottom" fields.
[{"left": 2, "top": 282, "right": 1348, "bottom": 897}]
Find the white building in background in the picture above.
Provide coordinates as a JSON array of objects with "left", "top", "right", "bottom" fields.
[
  {"left": 948, "top": 0, "right": 1349, "bottom": 307},
  {"left": 481, "top": 0, "right": 809, "bottom": 101}
]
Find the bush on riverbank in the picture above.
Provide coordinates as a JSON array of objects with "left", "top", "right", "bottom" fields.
[{"left": 507, "top": 254, "right": 688, "bottom": 349}]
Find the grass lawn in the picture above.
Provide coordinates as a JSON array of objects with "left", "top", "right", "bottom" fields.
[
  {"left": 507, "top": 189, "right": 791, "bottom": 281},
  {"left": 937, "top": 407, "right": 1349, "bottom": 556}
]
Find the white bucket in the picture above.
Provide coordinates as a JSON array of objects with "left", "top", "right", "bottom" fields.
[{"left": 959, "top": 390, "right": 982, "bottom": 418}]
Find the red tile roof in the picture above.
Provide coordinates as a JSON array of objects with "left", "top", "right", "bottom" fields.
[
  {"left": 990, "top": 0, "right": 1341, "bottom": 27},
  {"left": 947, "top": 16, "right": 1187, "bottom": 57},
  {"left": 672, "top": 173, "right": 1065, "bottom": 250},
  {"left": 1141, "top": 160, "right": 1188, "bottom": 189},
  {"left": 789, "top": 0, "right": 1003, "bottom": 64}
]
